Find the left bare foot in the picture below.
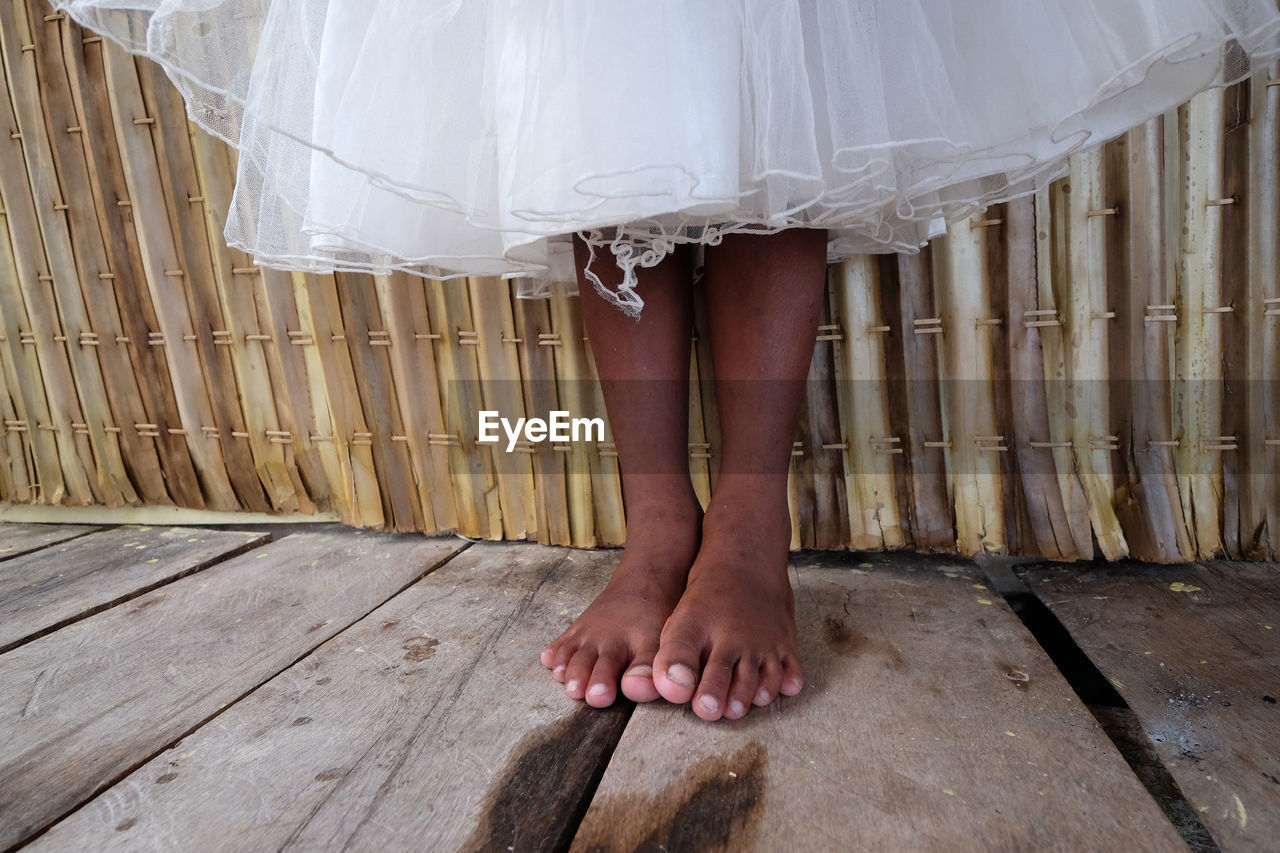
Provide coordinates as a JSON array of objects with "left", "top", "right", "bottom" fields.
[{"left": 651, "top": 490, "right": 804, "bottom": 721}]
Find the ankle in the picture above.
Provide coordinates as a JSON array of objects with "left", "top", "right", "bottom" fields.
[
  {"left": 703, "top": 477, "right": 790, "bottom": 538},
  {"left": 622, "top": 485, "right": 702, "bottom": 539}
]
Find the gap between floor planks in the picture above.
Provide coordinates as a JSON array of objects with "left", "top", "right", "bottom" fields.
[
  {"left": 1024, "top": 559, "right": 1280, "bottom": 852},
  {"left": 572, "top": 551, "right": 1186, "bottom": 852},
  {"left": 27, "top": 543, "right": 627, "bottom": 852},
  {"left": 3, "top": 527, "right": 1220, "bottom": 851},
  {"left": 0, "top": 525, "right": 270, "bottom": 654},
  {"left": 0, "top": 526, "right": 466, "bottom": 850}
]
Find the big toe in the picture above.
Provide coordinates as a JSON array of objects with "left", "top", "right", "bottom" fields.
[{"left": 653, "top": 640, "right": 702, "bottom": 705}]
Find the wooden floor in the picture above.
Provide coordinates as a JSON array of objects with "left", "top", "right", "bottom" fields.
[{"left": 0, "top": 523, "right": 1276, "bottom": 852}]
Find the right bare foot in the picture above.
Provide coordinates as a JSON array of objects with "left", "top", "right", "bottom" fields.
[{"left": 541, "top": 492, "right": 701, "bottom": 707}]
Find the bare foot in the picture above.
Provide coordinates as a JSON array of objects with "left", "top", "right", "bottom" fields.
[
  {"left": 542, "top": 492, "right": 701, "bottom": 708},
  {"left": 651, "top": 491, "right": 804, "bottom": 721}
]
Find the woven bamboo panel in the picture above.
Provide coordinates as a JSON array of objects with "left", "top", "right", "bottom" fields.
[{"left": 1, "top": 8, "right": 1278, "bottom": 560}]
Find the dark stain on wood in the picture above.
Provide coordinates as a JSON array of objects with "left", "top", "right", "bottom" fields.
[
  {"left": 315, "top": 769, "right": 343, "bottom": 782},
  {"left": 572, "top": 741, "right": 769, "bottom": 852},
  {"left": 292, "top": 717, "right": 312, "bottom": 727},
  {"left": 155, "top": 772, "right": 177, "bottom": 784},
  {"left": 314, "top": 677, "right": 331, "bottom": 686},
  {"left": 821, "top": 617, "right": 906, "bottom": 669},
  {"left": 381, "top": 619, "right": 399, "bottom": 631},
  {"left": 822, "top": 616, "right": 860, "bottom": 656},
  {"left": 401, "top": 636, "right": 439, "bottom": 662},
  {"left": 462, "top": 702, "right": 632, "bottom": 853},
  {"left": 115, "top": 818, "right": 136, "bottom": 832},
  {"left": 305, "top": 622, "right": 327, "bottom": 634}
]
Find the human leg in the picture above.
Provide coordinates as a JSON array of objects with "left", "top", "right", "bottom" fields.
[
  {"left": 650, "top": 228, "right": 829, "bottom": 721},
  {"left": 541, "top": 237, "right": 703, "bottom": 707}
]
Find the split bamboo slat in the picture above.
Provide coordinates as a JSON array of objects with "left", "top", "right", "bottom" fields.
[{"left": 1, "top": 11, "right": 1278, "bottom": 559}]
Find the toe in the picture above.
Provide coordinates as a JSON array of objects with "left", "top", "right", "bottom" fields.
[
  {"left": 584, "top": 651, "right": 626, "bottom": 708},
  {"left": 691, "top": 652, "right": 735, "bottom": 722},
  {"left": 550, "top": 641, "right": 577, "bottom": 684},
  {"left": 753, "top": 657, "right": 783, "bottom": 706},
  {"left": 620, "top": 652, "right": 661, "bottom": 703},
  {"left": 725, "top": 658, "right": 761, "bottom": 720},
  {"left": 780, "top": 654, "right": 805, "bottom": 697},
  {"left": 543, "top": 624, "right": 576, "bottom": 669},
  {"left": 564, "top": 647, "right": 598, "bottom": 701},
  {"left": 653, "top": 638, "right": 702, "bottom": 705}
]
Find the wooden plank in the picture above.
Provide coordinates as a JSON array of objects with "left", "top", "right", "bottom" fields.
[
  {"left": 139, "top": 57, "right": 270, "bottom": 513},
  {"left": 0, "top": 525, "right": 268, "bottom": 653},
  {"left": 1024, "top": 561, "right": 1280, "bottom": 851},
  {"left": 935, "top": 220, "right": 1006, "bottom": 555},
  {"left": 29, "top": 544, "right": 629, "bottom": 852},
  {"left": 1114, "top": 117, "right": 1195, "bottom": 562},
  {"left": 63, "top": 11, "right": 208, "bottom": 509},
  {"left": 573, "top": 552, "right": 1185, "bottom": 852},
  {"left": 1002, "top": 195, "right": 1083, "bottom": 560},
  {"left": 31, "top": 0, "right": 168, "bottom": 506},
  {"left": 0, "top": 522, "right": 99, "bottom": 562},
  {"left": 830, "top": 258, "right": 905, "bottom": 551},
  {"left": 0, "top": 529, "right": 464, "bottom": 849},
  {"left": 885, "top": 250, "right": 954, "bottom": 552},
  {"left": 97, "top": 41, "right": 241, "bottom": 511}
]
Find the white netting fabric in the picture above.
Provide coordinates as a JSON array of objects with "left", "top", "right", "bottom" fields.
[{"left": 53, "top": 0, "right": 1280, "bottom": 317}]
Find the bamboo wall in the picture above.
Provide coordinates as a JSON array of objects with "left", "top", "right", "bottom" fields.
[{"left": 1, "top": 6, "right": 1278, "bottom": 561}]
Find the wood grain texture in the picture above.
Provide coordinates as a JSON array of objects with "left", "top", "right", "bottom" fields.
[
  {"left": 830, "top": 258, "right": 905, "bottom": 551},
  {"left": 935, "top": 219, "right": 1006, "bottom": 555},
  {"left": 1024, "top": 561, "right": 1280, "bottom": 851},
  {"left": 62, "top": 9, "right": 207, "bottom": 509},
  {"left": 97, "top": 40, "right": 240, "bottom": 512},
  {"left": 573, "top": 551, "right": 1184, "bottom": 852},
  {"left": 25, "top": 0, "right": 163, "bottom": 506},
  {"left": 1114, "top": 117, "right": 1195, "bottom": 563},
  {"left": 0, "top": 522, "right": 99, "bottom": 561},
  {"left": 0, "top": 528, "right": 463, "bottom": 849},
  {"left": 792, "top": 291, "right": 849, "bottom": 550},
  {"left": 0, "top": 525, "right": 268, "bottom": 652},
  {"left": 30, "top": 544, "right": 628, "bottom": 853},
  {"left": 0, "top": 3, "right": 96, "bottom": 505},
  {"left": 1002, "top": 196, "right": 1081, "bottom": 560},
  {"left": 886, "top": 250, "right": 955, "bottom": 552},
  {"left": 139, "top": 56, "right": 270, "bottom": 513}
]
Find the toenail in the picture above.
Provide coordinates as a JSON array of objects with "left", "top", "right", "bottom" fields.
[
  {"left": 566, "top": 679, "right": 579, "bottom": 693},
  {"left": 754, "top": 688, "right": 770, "bottom": 705},
  {"left": 667, "top": 664, "right": 696, "bottom": 689},
  {"left": 729, "top": 699, "right": 745, "bottom": 717},
  {"left": 699, "top": 694, "right": 720, "bottom": 713},
  {"left": 553, "top": 665, "right": 565, "bottom": 677},
  {"left": 624, "top": 665, "right": 653, "bottom": 679},
  {"left": 588, "top": 683, "right": 607, "bottom": 696}
]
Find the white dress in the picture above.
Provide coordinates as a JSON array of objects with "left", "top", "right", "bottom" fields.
[{"left": 51, "top": 0, "right": 1280, "bottom": 317}]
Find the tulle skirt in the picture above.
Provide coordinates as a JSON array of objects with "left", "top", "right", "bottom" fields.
[{"left": 51, "top": 0, "right": 1280, "bottom": 317}]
